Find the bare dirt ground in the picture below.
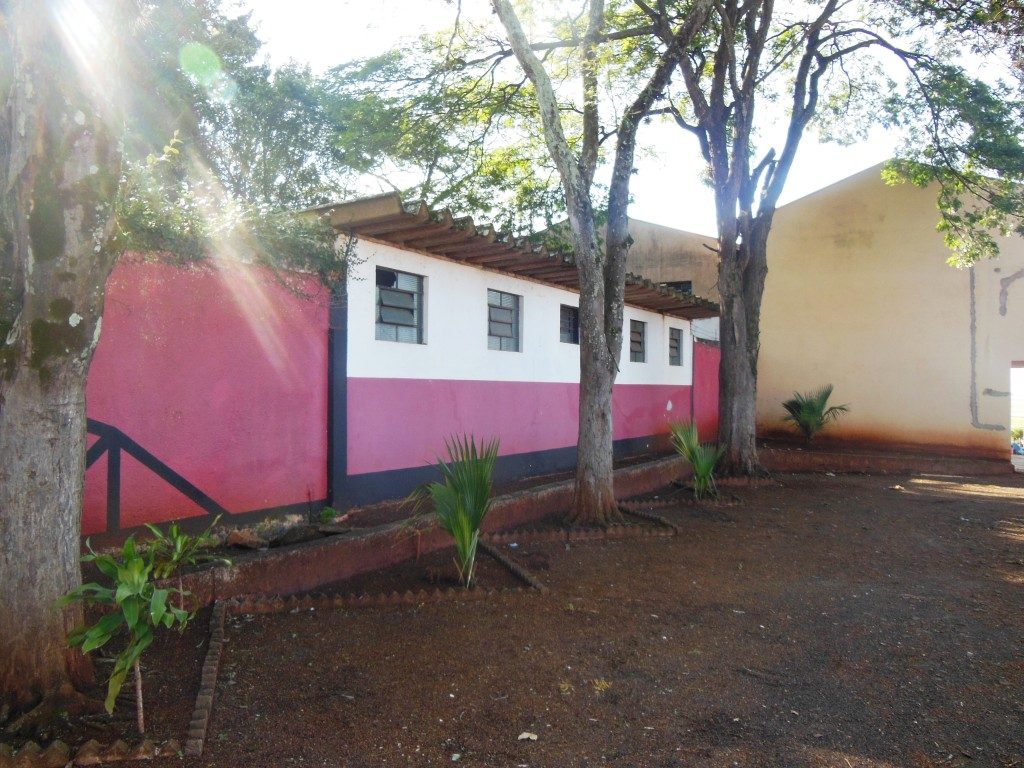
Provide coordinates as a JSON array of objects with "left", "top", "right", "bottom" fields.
[
  {"left": 49, "top": 471, "right": 1024, "bottom": 768},
  {"left": 175, "top": 472, "right": 1024, "bottom": 768}
]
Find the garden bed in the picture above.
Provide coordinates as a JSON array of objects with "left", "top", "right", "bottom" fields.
[{"left": 319, "top": 545, "right": 526, "bottom": 595}]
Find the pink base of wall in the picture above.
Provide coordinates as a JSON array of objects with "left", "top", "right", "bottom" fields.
[{"left": 346, "top": 378, "right": 694, "bottom": 476}]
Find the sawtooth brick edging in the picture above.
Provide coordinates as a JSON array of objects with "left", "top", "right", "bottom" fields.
[
  {"left": 184, "top": 602, "right": 227, "bottom": 757},
  {"left": 222, "top": 584, "right": 529, "bottom": 616},
  {"left": 0, "top": 738, "right": 180, "bottom": 767},
  {"left": 477, "top": 542, "right": 548, "bottom": 592},
  {"left": 619, "top": 506, "right": 680, "bottom": 532}
]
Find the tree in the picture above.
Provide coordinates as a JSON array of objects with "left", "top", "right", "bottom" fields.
[
  {"left": 489, "top": 0, "right": 710, "bottom": 522},
  {"left": 331, "top": 2, "right": 1024, "bottom": 483},
  {"left": 0, "top": 0, "right": 338, "bottom": 715},
  {"left": 643, "top": 0, "right": 1024, "bottom": 473},
  {"left": 0, "top": 0, "right": 127, "bottom": 714},
  {"left": 331, "top": 2, "right": 709, "bottom": 522}
]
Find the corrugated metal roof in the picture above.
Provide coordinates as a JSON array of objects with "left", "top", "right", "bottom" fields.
[{"left": 314, "top": 193, "right": 719, "bottom": 320}]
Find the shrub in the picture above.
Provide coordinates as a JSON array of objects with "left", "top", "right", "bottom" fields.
[
  {"left": 781, "top": 384, "right": 849, "bottom": 443},
  {"left": 412, "top": 435, "right": 499, "bottom": 588},
  {"left": 144, "top": 516, "right": 226, "bottom": 581},
  {"left": 60, "top": 519, "right": 227, "bottom": 734},
  {"left": 1012, "top": 427, "right": 1023, "bottom": 442},
  {"left": 60, "top": 537, "right": 192, "bottom": 734},
  {"left": 669, "top": 421, "right": 725, "bottom": 500}
]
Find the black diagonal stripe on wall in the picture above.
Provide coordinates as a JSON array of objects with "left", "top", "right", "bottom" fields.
[{"left": 86, "top": 419, "right": 230, "bottom": 528}]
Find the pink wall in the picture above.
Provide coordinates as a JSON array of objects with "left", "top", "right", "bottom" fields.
[
  {"left": 347, "top": 378, "right": 692, "bottom": 475},
  {"left": 84, "top": 254, "right": 330, "bottom": 535},
  {"left": 693, "top": 340, "right": 721, "bottom": 441}
]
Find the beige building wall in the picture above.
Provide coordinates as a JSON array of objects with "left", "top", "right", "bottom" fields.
[
  {"left": 757, "top": 163, "right": 1024, "bottom": 460},
  {"left": 625, "top": 219, "right": 720, "bottom": 301}
]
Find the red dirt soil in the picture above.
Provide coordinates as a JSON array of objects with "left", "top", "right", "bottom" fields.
[{"left": 20, "top": 472, "right": 1024, "bottom": 767}]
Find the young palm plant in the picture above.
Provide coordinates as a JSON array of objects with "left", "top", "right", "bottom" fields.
[
  {"left": 781, "top": 384, "right": 850, "bottom": 443},
  {"left": 414, "top": 435, "right": 499, "bottom": 588},
  {"left": 669, "top": 422, "right": 725, "bottom": 500}
]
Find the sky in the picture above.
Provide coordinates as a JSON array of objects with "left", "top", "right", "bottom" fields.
[{"left": 236, "top": 0, "right": 899, "bottom": 236}]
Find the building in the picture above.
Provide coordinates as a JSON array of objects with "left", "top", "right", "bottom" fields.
[
  {"left": 625, "top": 163, "right": 1023, "bottom": 464},
  {"left": 757, "top": 164, "right": 1023, "bottom": 462},
  {"left": 83, "top": 194, "right": 721, "bottom": 535}
]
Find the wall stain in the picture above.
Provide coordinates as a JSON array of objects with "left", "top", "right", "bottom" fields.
[
  {"left": 970, "top": 267, "right": 1005, "bottom": 431},
  {"left": 999, "top": 268, "right": 1024, "bottom": 316}
]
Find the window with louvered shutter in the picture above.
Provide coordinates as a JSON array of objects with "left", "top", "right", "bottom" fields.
[
  {"left": 559, "top": 305, "right": 579, "bottom": 344},
  {"left": 669, "top": 327, "right": 683, "bottom": 366},
  {"left": 376, "top": 267, "right": 424, "bottom": 343},
  {"left": 487, "top": 289, "right": 521, "bottom": 351},
  {"left": 629, "top": 319, "right": 645, "bottom": 362}
]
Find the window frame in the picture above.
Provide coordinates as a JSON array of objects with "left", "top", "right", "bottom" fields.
[
  {"left": 375, "top": 266, "right": 425, "bottom": 344},
  {"left": 559, "top": 304, "right": 580, "bottom": 345},
  {"left": 487, "top": 288, "right": 522, "bottom": 352},
  {"left": 668, "top": 327, "right": 683, "bottom": 367},
  {"left": 629, "top": 319, "right": 646, "bottom": 363}
]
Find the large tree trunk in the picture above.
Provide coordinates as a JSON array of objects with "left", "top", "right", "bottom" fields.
[
  {"left": 717, "top": 225, "right": 769, "bottom": 475},
  {"left": 572, "top": 265, "right": 619, "bottom": 523},
  {"left": 0, "top": 1, "right": 122, "bottom": 712},
  {"left": 0, "top": 367, "right": 94, "bottom": 710}
]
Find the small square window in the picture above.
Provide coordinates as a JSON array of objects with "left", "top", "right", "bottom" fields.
[
  {"left": 669, "top": 327, "right": 683, "bottom": 366},
  {"left": 376, "top": 267, "right": 424, "bottom": 343},
  {"left": 629, "top": 319, "right": 646, "bottom": 363},
  {"left": 487, "top": 289, "right": 521, "bottom": 352},
  {"left": 663, "top": 280, "right": 693, "bottom": 294},
  {"left": 560, "top": 305, "right": 579, "bottom": 344}
]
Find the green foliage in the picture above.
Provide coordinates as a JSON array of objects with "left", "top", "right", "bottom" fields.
[
  {"left": 781, "top": 385, "right": 850, "bottom": 443},
  {"left": 1012, "top": 427, "right": 1023, "bottom": 441},
  {"left": 318, "top": 506, "right": 339, "bottom": 524},
  {"left": 59, "top": 537, "right": 192, "bottom": 714},
  {"left": 669, "top": 422, "right": 724, "bottom": 500},
  {"left": 113, "top": 134, "right": 342, "bottom": 281},
  {"left": 882, "top": 60, "right": 1024, "bottom": 266},
  {"left": 411, "top": 435, "right": 500, "bottom": 588},
  {"left": 144, "top": 516, "right": 228, "bottom": 581}
]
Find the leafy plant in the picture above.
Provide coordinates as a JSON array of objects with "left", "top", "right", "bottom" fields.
[
  {"left": 318, "top": 506, "right": 339, "bottom": 525},
  {"left": 781, "top": 385, "right": 850, "bottom": 443},
  {"left": 669, "top": 422, "right": 725, "bottom": 500},
  {"left": 410, "top": 435, "right": 499, "bottom": 588},
  {"left": 144, "top": 516, "right": 226, "bottom": 581},
  {"left": 1012, "top": 427, "right": 1023, "bottom": 442},
  {"left": 59, "top": 533, "right": 199, "bottom": 734}
]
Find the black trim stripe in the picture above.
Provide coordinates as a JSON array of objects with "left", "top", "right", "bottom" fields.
[
  {"left": 328, "top": 278, "right": 349, "bottom": 507},
  {"left": 341, "top": 435, "right": 665, "bottom": 508}
]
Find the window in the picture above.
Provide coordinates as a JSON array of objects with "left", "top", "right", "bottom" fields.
[
  {"left": 487, "top": 289, "right": 521, "bottom": 351},
  {"left": 376, "top": 267, "right": 424, "bottom": 343},
  {"left": 560, "top": 305, "right": 579, "bottom": 344},
  {"left": 629, "top": 319, "right": 646, "bottom": 362},
  {"left": 663, "top": 280, "right": 693, "bottom": 294},
  {"left": 669, "top": 327, "right": 683, "bottom": 366}
]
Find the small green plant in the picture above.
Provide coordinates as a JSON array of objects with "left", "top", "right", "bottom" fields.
[
  {"left": 781, "top": 384, "right": 849, "bottom": 443},
  {"left": 144, "top": 516, "right": 226, "bottom": 581},
  {"left": 669, "top": 421, "right": 725, "bottom": 500},
  {"left": 60, "top": 537, "right": 193, "bottom": 734},
  {"left": 410, "top": 435, "right": 499, "bottom": 588},
  {"left": 1012, "top": 427, "right": 1023, "bottom": 442},
  {"left": 318, "top": 506, "right": 339, "bottom": 524},
  {"left": 60, "top": 519, "right": 226, "bottom": 734}
]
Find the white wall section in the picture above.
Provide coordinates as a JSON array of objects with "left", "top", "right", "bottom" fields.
[{"left": 348, "top": 239, "right": 694, "bottom": 386}]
